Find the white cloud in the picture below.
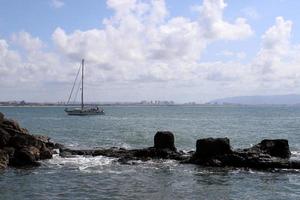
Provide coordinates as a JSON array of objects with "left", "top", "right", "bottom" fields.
[
  {"left": 2, "top": 0, "right": 300, "bottom": 102},
  {"left": 196, "top": 0, "right": 253, "bottom": 40},
  {"left": 11, "top": 31, "right": 44, "bottom": 52},
  {"left": 52, "top": 0, "right": 253, "bottom": 84},
  {"left": 51, "top": 0, "right": 64, "bottom": 8},
  {"left": 0, "top": 32, "right": 72, "bottom": 89},
  {"left": 0, "top": 39, "right": 21, "bottom": 84},
  {"left": 253, "top": 17, "right": 292, "bottom": 74}
]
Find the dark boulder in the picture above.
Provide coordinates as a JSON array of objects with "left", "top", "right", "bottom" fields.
[
  {"left": 195, "top": 137, "right": 232, "bottom": 158},
  {"left": 289, "top": 160, "right": 300, "bottom": 169},
  {"left": 53, "top": 143, "right": 65, "bottom": 150},
  {"left": 10, "top": 146, "right": 41, "bottom": 166},
  {"left": 154, "top": 131, "right": 176, "bottom": 151},
  {"left": 0, "top": 112, "right": 4, "bottom": 124},
  {"left": 252, "top": 139, "right": 291, "bottom": 159},
  {"left": 2, "top": 147, "right": 15, "bottom": 157},
  {"left": 0, "top": 150, "right": 9, "bottom": 169},
  {"left": 188, "top": 138, "right": 299, "bottom": 169},
  {"left": 40, "top": 147, "right": 53, "bottom": 159},
  {"left": 9, "top": 134, "right": 44, "bottom": 149},
  {"left": 1, "top": 118, "right": 29, "bottom": 136},
  {"left": 0, "top": 112, "right": 59, "bottom": 169},
  {"left": 0, "top": 128, "right": 11, "bottom": 147}
]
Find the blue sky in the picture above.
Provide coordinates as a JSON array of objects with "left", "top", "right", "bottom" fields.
[
  {"left": 1, "top": 0, "right": 300, "bottom": 103},
  {"left": 2, "top": 0, "right": 300, "bottom": 54}
]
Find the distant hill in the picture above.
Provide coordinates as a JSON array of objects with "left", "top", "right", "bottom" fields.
[{"left": 209, "top": 94, "right": 300, "bottom": 105}]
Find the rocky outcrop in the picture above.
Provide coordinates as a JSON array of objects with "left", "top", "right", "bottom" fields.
[
  {"left": 1, "top": 112, "right": 299, "bottom": 171},
  {"left": 247, "top": 139, "right": 291, "bottom": 158},
  {"left": 60, "top": 132, "right": 188, "bottom": 163},
  {"left": 60, "top": 133, "right": 300, "bottom": 170},
  {"left": 0, "top": 112, "right": 59, "bottom": 169},
  {"left": 188, "top": 138, "right": 298, "bottom": 169},
  {"left": 0, "top": 150, "right": 9, "bottom": 169},
  {"left": 154, "top": 131, "right": 177, "bottom": 151},
  {"left": 195, "top": 137, "right": 232, "bottom": 158}
]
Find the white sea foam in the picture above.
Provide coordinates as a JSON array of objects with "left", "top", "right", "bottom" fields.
[
  {"left": 119, "top": 143, "right": 131, "bottom": 149},
  {"left": 44, "top": 154, "right": 116, "bottom": 173},
  {"left": 66, "top": 142, "right": 79, "bottom": 147},
  {"left": 133, "top": 159, "right": 179, "bottom": 171},
  {"left": 291, "top": 151, "right": 300, "bottom": 161}
]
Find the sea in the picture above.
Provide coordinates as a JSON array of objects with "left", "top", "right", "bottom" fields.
[{"left": 0, "top": 105, "right": 299, "bottom": 200}]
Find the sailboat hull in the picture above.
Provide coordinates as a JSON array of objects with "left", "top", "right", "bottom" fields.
[{"left": 64, "top": 108, "right": 104, "bottom": 116}]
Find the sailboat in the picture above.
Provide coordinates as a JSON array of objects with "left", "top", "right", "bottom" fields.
[{"left": 64, "top": 59, "right": 104, "bottom": 116}]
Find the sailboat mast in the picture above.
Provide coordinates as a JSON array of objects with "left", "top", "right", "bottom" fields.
[{"left": 81, "top": 59, "right": 84, "bottom": 110}]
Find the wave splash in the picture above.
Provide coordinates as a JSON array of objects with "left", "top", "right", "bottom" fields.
[
  {"left": 291, "top": 151, "right": 300, "bottom": 161},
  {"left": 43, "top": 154, "right": 116, "bottom": 172}
]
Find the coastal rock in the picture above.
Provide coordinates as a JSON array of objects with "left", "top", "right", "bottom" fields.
[
  {"left": 187, "top": 137, "right": 300, "bottom": 169},
  {"left": 60, "top": 146, "right": 188, "bottom": 163},
  {"left": 154, "top": 131, "right": 176, "bottom": 151},
  {"left": 11, "top": 146, "right": 41, "bottom": 166},
  {"left": 2, "top": 147, "right": 15, "bottom": 158},
  {"left": 60, "top": 135, "right": 300, "bottom": 170},
  {"left": 0, "top": 150, "right": 9, "bottom": 169},
  {"left": 10, "top": 134, "right": 44, "bottom": 149},
  {"left": 1, "top": 118, "right": 29, "bottom": 136},
  {"left": 59, "top": 131, "right": 185, "bottom": 162},
  {"left": 248, "top": 139, "right": 291, "bottom": 159},
  {"left": 0, "top": 112, "right": 4, "bottom": 124},
  {"left": 1, "top": 112, "right": 299, "bottom": 171},
  {"left": 40, "top": 147, "right": 53, "bottom": 159},
  {"left": 0, "top": 128, "right": 11, "bottom": 147},
  {"left": 195, "top": 138, "right": 232, "bottom": 158},
  {"left": 289, "top": 160, "right": 300, "bottom": 169},
  {"left": 0, "top": 112, "right": 57, "bottom": 169}
]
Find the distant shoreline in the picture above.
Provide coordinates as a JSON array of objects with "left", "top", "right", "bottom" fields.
[{"left": 1, "top": 104, "right": 300, "bottom": 108}]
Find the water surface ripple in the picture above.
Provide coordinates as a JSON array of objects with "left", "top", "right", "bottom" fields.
[{"left": 0, "top": 106, "right": 299, "bottom": 199}]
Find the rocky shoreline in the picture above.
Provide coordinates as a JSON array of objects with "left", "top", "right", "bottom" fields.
[
  {"left": 0, "top": 112, "right": 61, "bottom": 169},
  {"left": 1, "top": 112, "right": 300, "bottom": 170}
]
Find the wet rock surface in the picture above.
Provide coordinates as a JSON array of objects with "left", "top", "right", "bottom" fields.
[
  {"left": 188, "top": 138, "right": 297, "bottom": 169},
  {"left": 0, "top": 150, "right": 9, "bottom": 169},
  {"left": 0, "top": 112, "right": 60, "bottom": 169},
  {"left": 60, "top": 133, "right": 300, "bottom": 170},
  {"left": 195, "top": 137, "right": 232, "bottom": 158},
  {"left": 59, "top": 131, "right": 188, "bottom": 163},
  {"left": 1, "top": 112, "right": 299, "bottom": 170},
  {"left": 154, "top": 131, "right": 177, "bottom": 151}
]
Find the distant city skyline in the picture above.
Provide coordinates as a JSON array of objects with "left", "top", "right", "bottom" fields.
[{"left": 1, "top": 0, "right": 300, "bottom": 103}]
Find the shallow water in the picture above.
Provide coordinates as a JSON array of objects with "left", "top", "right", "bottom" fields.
[{"left": 0, "top": 106, "right": 299, "bottom": 199}]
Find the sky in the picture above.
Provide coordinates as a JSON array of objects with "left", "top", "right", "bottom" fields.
[{"left": 1, "top": 0, "right": 300, "bottom": 103}]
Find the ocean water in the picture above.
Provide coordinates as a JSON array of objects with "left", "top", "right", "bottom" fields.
[{"left": 0, "top": 106, "right": 299, "bottom": 199}]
